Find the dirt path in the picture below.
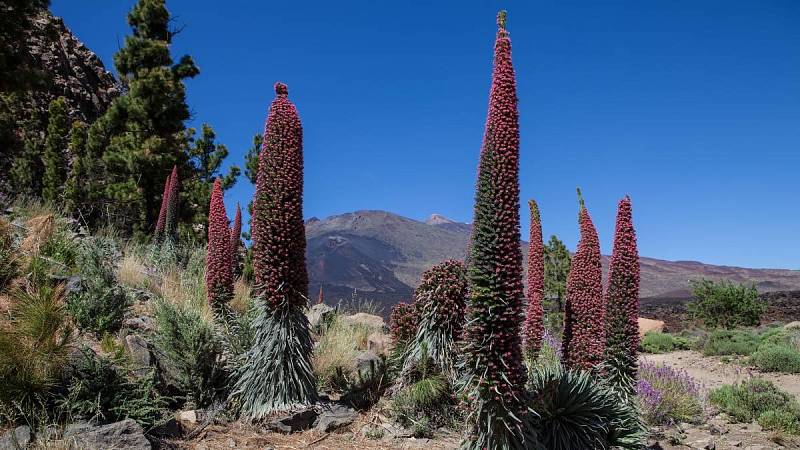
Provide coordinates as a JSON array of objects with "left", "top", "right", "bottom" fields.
[{"left": 642, "top": 350, "right": 800, "bottom": 399}]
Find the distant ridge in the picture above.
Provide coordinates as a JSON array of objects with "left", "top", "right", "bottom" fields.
[{"left": 305, "top": 210, "right": 800, "bottom": 311}]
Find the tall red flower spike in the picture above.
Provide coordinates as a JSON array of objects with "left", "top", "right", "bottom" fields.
[
  {"left": 163, "top": 165, "right": 180, "bottom": 239},
  {"left": 154, "top": 173, "right": 171, "bottom": 239},
  {"left": 251, "top": 82, "right": 308, "bottom": 309},
  {"left": 563, "top": 188, "right": 605, "bottom": 371},
  {"left": 206, "top": 178, "right": 234, "bottom": 306},
  {"left": 461, "top": 11, "right": 536, "bottom": 449},
  {"left": 522, "top": 199, "right": 545, "bottom": 360},
  {"left": 317, "top": 285, "right": 324, "bottom": 305},
  {"left": 235, "top": 82, "right": 317, "bottom": 417},
  {"left": 604, "top": 196, "right": 640, "bottom": 380},
  {"left": 230, "top": 202, "right": 242, "bottom": 254}
]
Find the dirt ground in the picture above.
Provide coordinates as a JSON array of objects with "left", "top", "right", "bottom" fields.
[{"left": 642, "top": 350, "right": 800, "bottom": 400}]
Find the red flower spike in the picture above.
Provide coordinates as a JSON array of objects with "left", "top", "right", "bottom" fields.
[
  {"left": 154, "top": 173, "right": 171, "bottom": 238},
  {"left": 251, "top": 83, "right": 308, "bottom": 310},
  {"left": 563, "top": 188, "right": 606, "bottom": 371},
  {"left": 206, "top": 178, "right": 234, "bottom": 306},
  {"left": 604, "top": 196, "right": 640, "bottom": 378},
  {"left": 522, "top": 199, "right": 544, "bottom": 359},
  {"left": 163, "top": 165, "right": 180, "bottom": 238}
]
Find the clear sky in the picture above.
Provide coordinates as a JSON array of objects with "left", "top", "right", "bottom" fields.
[{"left": 51, "top": 1, "right": 799, "bottom": 269}]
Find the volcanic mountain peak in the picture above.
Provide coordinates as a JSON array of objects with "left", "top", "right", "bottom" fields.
[
  {"left": 305, "top": 210, "right": 800, "bottom": 313},
  {"left": 426, "top": 213, "right": 456, "bottom": 225}
]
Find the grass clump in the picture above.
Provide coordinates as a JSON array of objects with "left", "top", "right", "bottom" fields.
[
  {"left": 66, "top": 237, "right": 131, "bottom": 336},
  {"left": 709, "top": 378, "right": 800, "bottom": 434},
  {"left": 641, "top": 331, "right": 690, "bottom": 354},
  {"left": 0, "top": 284, "right": 73, "bottom": 414},
  {"left": 0, "top": 218, "right": 20, "bottom": 291},
  {"left": 702, "top": 329, "right": 760, "bottom": 356}
]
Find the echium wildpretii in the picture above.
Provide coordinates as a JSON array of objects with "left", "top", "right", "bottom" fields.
[
  {"left": 229, "top": 202, "right": 242, "bottom": 276},
  {"left": 154, "top": 172, "right": 171, "bottom": 241},
  {"left": 522, "top": 199, "right": 545, "bottom": 360},
  {"left": 163, "top": 165, "right": 180, "bottom": 241},
  {"left": 562, "top": 188, "right": 605, "bottom": 371},
  {"left": 460, "top": 11, "right": 539, "bottom": 450},
  {"left": 232, "top": 82, "right": 317, "bottom": 417},
  {"left": 205, "top": 178, "right": 233, "bottom": 307},
  {"left": 604, "top": 196, "right": 640, "bottom": 385},
  {"left": 405, "top": 259, "right": 468, "bottom": 375}
]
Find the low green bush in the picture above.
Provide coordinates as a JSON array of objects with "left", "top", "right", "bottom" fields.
[
  {"left": 687, "top": 279, "right": 766, "bottom": 329},
  {"left": 702, "top": 330, "right": 760, "bottom": 356},
  {"left": 750, "top": 344, "right": 800, "bottom": 374},
  {"left": 59, "top": 348, "right": 168, "bottom": 430},
  {"left": 709, "top": 378, "right": 800, "bottom": 435},
  {"left": 67, "top": 237, "right": 131, "bottom": 336},
  {"left": 641, "top": 332, "right": 690, "bottom": 354},
  {"left": 152, "top": 299, "right": 227, "bottom": 408}
]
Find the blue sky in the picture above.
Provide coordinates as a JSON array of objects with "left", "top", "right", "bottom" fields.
[{"left": 51, "top": 1, "right": 800, "bottom": 269}]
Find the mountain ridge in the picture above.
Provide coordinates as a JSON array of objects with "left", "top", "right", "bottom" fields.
[{"left": 305, "top": 210, "right": 800, "bottom": 308}]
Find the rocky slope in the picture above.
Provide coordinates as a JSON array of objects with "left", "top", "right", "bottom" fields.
[{"left": 306, "top": 210, "right": 800, "bottom": 310}]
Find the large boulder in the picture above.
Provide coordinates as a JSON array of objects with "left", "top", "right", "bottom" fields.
[
  {"left": 63, "top": 419, "right": 150, "bottom": 450},
  {"left": 638, "top": 317, "right": 665, "bottom": 337},
  {"left": 354, "top": 350, "right": 382, "bottom": 375},
  {"left": 307, "top": 303, "right": 335, "bottom": 329},
  {"left": 0, "top": 426, "right": 31, "bottom": 450},
  {"left": 342, "top": 313, "right": 386, "bottom": 331},
  {"left": 124, "top": 334, "right": 152, "bottom": 373}
]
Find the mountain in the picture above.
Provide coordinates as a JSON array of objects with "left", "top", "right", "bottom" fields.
[{"left": 306, "top": 210, "right": 800, "bottom": 311}]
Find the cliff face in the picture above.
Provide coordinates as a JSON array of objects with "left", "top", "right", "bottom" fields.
[{"left": 23, "top": 10, "right": 119, "bottom": 122}]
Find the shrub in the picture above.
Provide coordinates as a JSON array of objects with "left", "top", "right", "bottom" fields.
[
  {"left": 67, "top": 237, "right": 131, "bottom": 336},
  {"left": 313, "top": 315, "right": 362, "bottom": 391},
  {"left": 152, "top": 300, "right": 227, "bottom": 408},
  {"left": 637, "top": 360, "right": 704, "bottom": 424},
  {"left": 750, "top": 344, "right": 800, "bottom": 373},
  {"left": 641, "top": 332, "right": 690, "bottom": 354},
  {"left": 336, "top": 354, "right": 390, "bottom": 411},
  {"left": 701, "top": 329, "right": 760, "bottom": 356},
  {"left": 0, "top": 284, "right": 72, "bottom": 412},
  {"left": 688, "top": 279, "right": 766, "bottom": 329},
  {"left": 59, "top": 348, "right": 168, "bottom": 430},
  {"left": 709, "top": 378, "right": 800, "bottom": 434},
  {"left": 527, "top": 365, "right": 646, "bottom": 450}
]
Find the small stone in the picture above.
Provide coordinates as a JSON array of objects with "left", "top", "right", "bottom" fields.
[
  {"left": 0, "top": 425, "right": 31, "bottom": 450},
  {"left": 265, "top": 408, "right": 318, "bottom": 433},
  {"left": 307, "top": 303, "right": 335, "bottom": 329},
  {"left": 124, "top": 334, "right": 151, "bottom": 369},
  {"left": 63, "top": 419, "right": 150, "bottom": 450},
  {"left": 342, "top": 313, "right": 386, "bottom": 331},
  {"left": 123, "top": 316, "right": 155, "bottom": 331},
  {"left": 315, "top": 403, "right": 358, "bottom": 432},
  {"left": 354, "top": 350, "right": 382, "bottom": 375},
  {"left": 728, "top": 441, "right": 742, "bottom": 447},
  {"left": 227, "top": 437, "right": 236, "bottom": 448}
]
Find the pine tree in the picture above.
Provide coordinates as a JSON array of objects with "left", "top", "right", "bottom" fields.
[
  {"left": 604, "top": 196, "right": 640, "bottom": 388},
  {"left": 64, "top": 121, "right": 88, "bottom": 214},
  {"left": 232, "top": 82, "right": 317, "bottom": 417},
  {"left": 522, "top": 199, "right": 545, "bottom": 360},
  {"left": 460, "top": 12, "right": 539, "bottom": 450},
  {"left": 206, "top": 178, "right": 233, "bottom": 307},
  {"left": 10, "top": 121, "right": 44, "bottom": 199},
  {"left": 544, "top": 235, "right": 571, "bottom": 314},
  {"left": 42, "top": 97, "right": 70, "bottom": 204},
  {"left": 183, "top": 123, "right": 240, "bottom": 240},
  {"left": 563, "top": 189, "right": 605, "bottom": 371},
  {"left": 98, "top": 0, "right": 199, "bottom": 236}
]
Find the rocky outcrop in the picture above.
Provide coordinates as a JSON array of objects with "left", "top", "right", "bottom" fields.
[{"left": 22, "top": 10, "right": 119, "bottom": 122}]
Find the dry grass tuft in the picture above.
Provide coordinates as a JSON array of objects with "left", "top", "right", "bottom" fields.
[
  {"left": 116, "top": 252, "right": 152, "bottom": 291},
  {"left": 230, "top": 278, "right": 252, "bottom": 313},
  {"left": 19, "top": 215, "right": 54, "bottom": 254},
  {"left": 159, "top": 269, "right": 213, "bottom": 324}
]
